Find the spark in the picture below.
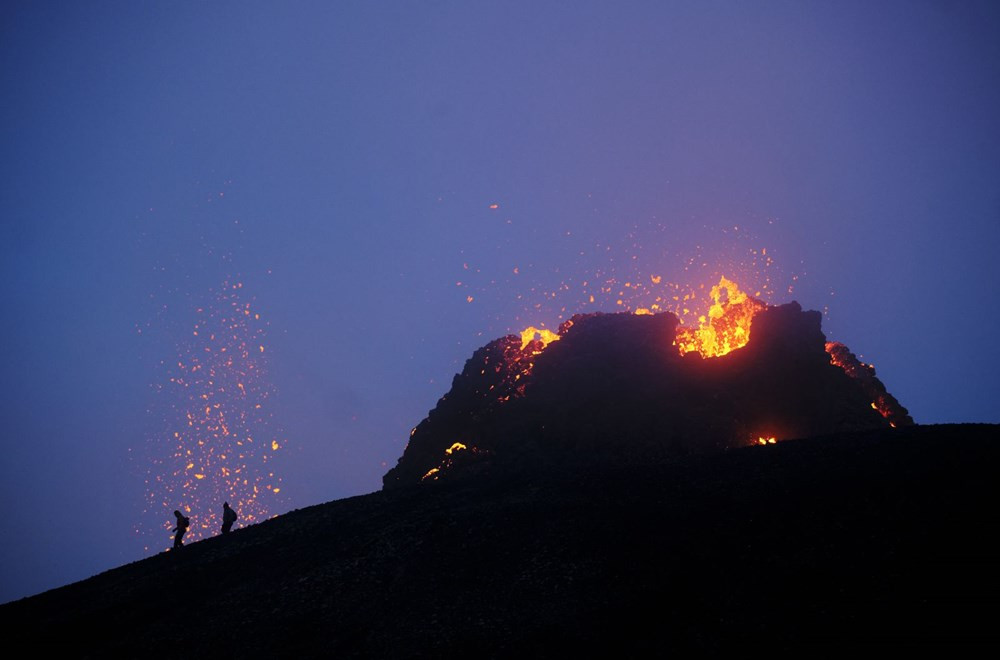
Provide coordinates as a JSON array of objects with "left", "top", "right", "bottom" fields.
[{"left": 139, "top": 278, "right": 286, "bottom": 549}]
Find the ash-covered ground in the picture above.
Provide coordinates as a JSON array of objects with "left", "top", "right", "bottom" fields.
[{"left": 4, "top": 424, "right": 998, "bottom": 655}]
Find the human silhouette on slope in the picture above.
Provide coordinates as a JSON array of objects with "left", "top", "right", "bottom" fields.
[
  {"left": 221, "top": 502, "right": 238, "bottom": 535},
  {"left": 172, "top": 510, "right": 190, "bottom": 549}
]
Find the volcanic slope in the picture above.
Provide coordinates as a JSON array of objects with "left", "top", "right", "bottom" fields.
[
  {"left": 385, "top": 300, "right": 911, "bottom": 489},
  {"left": 4, "top": 424, "right": 999, "bottom": 655}
]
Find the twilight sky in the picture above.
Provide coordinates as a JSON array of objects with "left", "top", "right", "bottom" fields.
[{"left": 2, "top": 1, "right": 998, "bottom": 603}]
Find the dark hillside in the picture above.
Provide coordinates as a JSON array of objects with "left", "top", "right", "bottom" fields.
[
  {"left": 4, "top": 424, "right": 999, "bottom": 655},
  {"left": 384, "top": 304, "right": 912, "bottom": 489}
]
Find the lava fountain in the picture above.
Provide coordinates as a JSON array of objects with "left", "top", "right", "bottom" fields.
[{"left": 139, "top": 279, "right": 285, "bottom": 550}]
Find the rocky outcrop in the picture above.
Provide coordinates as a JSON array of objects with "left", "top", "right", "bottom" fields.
[{"left": 384, "top": 302, "right": 912, "bottom": 489}]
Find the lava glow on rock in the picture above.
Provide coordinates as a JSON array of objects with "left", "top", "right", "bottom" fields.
[
  {"left": 519, "top": 326, "right": 561, "bottom": 352},
  {"left": 673, "top": 277, "right": 767, "bottom": 358},
  {"left": 517, "top": 277, "right": 764, "bottom": 365},
  {"left": 386, "top": 276, "right": 913, "bottom": 489},
  {"left": 517, "top": 276, "right": 766, "bottom": 362}
]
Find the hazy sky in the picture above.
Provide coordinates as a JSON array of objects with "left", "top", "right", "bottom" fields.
[{"left": 2, "top": 1, "right": 998, "bottom": 603}]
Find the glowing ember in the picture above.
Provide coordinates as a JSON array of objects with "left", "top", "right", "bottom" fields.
[
  {"left": 757, "top": 436, "right": 777, "bottom": 445},
  {"left": 674, "top": 277, "right": 767, "bottom": 358},
  {"left": 824, "top": 341, "right": 912, "bottom": 427},
  {"left": 140, "top": 278, "right": 286, "bottom": 550},
  {"left": 421, "top": 441, "right": 489, "bottom": 482}
]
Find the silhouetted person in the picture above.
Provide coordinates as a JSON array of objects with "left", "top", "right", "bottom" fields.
[
  {"left": 221, "top": 501, "right": 238, "bottom": 535},
  {"left": 172, "top": 510, "right": 190, "bottom": 549}
]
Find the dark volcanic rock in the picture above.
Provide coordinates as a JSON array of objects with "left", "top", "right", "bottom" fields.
[
  {"left": 826, "top": 340, "right": 914, "bottom": 428},
  {"left": 5, "top": 424, "right": 999, "bottom": 656},
  {"left": 385, "top": 302, "right": 911, "bottom": 489}
]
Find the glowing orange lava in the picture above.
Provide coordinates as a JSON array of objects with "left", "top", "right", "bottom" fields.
[
  {"left": 520, "top": 326, "right": 560, "bottom": 352},
  {"left": 674, "top": 277, "right": 766, "bottom": 358},
  {"left": 824, "top": 341, "right": 904, "bottom": 425},
  {"left": 421, "top": 441, "right": 487, "bottom": 482},
  {"left": 514, "top": 277, "right": 767, "bottom": 366}
]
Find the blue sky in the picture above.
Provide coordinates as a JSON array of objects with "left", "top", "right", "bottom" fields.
[{"left": 2, "top": 1, "right": 998, "bottom": 603}]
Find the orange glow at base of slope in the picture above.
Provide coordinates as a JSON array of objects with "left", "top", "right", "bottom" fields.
[
  {"left": 422, "top": 441, "right": 490, "bottom": 482},
  {"left": 825, "top": 341, "right": 902, "bottom": 425}
]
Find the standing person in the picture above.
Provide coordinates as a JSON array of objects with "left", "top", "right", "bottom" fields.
[
  {"left": 221, "top": 501, "right": 238, "bottom": 535},
  {"left": 172, "top": 510, "right": 190, "bottom": 549}
]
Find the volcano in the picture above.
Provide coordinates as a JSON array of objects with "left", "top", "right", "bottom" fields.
[
  {"left": 385, "top": 284, "right": 912, "bottom": 489},
  {"left": 6, "top": 278, "right": 1000, "bottom": 654}
]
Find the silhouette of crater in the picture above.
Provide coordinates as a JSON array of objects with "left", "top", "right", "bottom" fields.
[{"left": 385, "top": 300, "right": 912, "bottom": 489}]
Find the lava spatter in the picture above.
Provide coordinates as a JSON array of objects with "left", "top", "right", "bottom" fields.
[{"left": 140, "top": 279, "right": 285, "bottom": 550}]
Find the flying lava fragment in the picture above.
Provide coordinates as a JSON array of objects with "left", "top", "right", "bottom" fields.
[{"left": 139, "top": 278, "right": 286, "bottom": 549}]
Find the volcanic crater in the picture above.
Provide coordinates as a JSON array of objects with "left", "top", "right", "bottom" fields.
[{"left": 385, "top": 281, "right": 911, "bottom": 489}]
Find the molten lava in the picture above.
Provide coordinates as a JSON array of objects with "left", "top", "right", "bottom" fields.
[
  {"left": 515, "top": 276, "right": 766, "bottom": 370},
  {"left": 674, "top": 277, "right": 767, "bottom": 358},
  {"left": 520, "top": 327, "right": 560, "bottom": 352},
  {"left": 421, "top": 441, "right": 489, "bottom": 482},
  {"left": 825, "top": 341, "right": 913, "bottom": 427}
]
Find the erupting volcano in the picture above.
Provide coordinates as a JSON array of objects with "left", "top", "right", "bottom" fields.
[{"left": 384, "top": 278, "right": 912, "bottom": 489}]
